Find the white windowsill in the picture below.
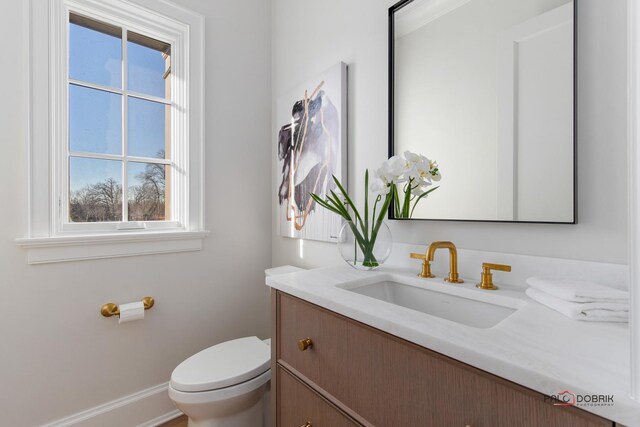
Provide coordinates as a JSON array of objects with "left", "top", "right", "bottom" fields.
[{"left": 16, "top": 230, "right": 210, "bottom": 264}]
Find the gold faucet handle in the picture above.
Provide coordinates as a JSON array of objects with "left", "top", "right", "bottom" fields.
[
  {"left": 476, "top": 263, "right": 511, "bottom": 290},
  {"left": 409, "top": 253, "right": 434, "bottom": 278},
  {"left": 482, "top": 263, "right": 511, "bottom": 273}
]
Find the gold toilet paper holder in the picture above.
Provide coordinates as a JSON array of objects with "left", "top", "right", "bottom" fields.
[{"left": 101, "top": 297, "right": 155, "bottom": 318}]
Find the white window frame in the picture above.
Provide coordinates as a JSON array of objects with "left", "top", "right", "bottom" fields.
[{"left": 17, "top": 0, "right": 208, "bottom": 264}]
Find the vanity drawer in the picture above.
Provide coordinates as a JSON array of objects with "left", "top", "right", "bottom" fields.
[
  {"left": 278, "top": 292, "right": 346, "bottom": 383},
  {"left": 277, "top": 365, "right": 360, "bottom": 427},
  {"left": 276, "top": 292, "right": 612, "bottom": 427}
]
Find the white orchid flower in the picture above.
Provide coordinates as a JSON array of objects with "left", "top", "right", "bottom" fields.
[
  {"left": 389, "top": 155, "right": 411, "bottom": 174},
  {"left": 377, "top": 155, "right": 408, "bottom": 184},
  {"left": 404, "top": 151, "right": 429, "bottom": 166},
  {"left": 369, "top": 177, "right": 390, "bottom": 195},
  {"left": 402, "top": 151, "right": 432, "bottom": 182},
  {"left": 368, "top": 152, "right": 442, "bottom": 219},
  {"left": 429, "top": 160, "right": 441, "bottom": 181},
  {"left": 404, "top": 150, "right": 420, "bottom": 163},
  {"left": 414, "top": 177, "right": 433, "bottom": 188},
  {"left": 374, "top": 164, "right": 391, "bottom": 183},
  {"left": 412, "top": 163, "right": 433, "bottom": 182},
  {"left": 411, "top": 186, "right": 429, "bottom": 197},
  {"left": 373, "top": 167, "right": 390, "bottom": 188}
]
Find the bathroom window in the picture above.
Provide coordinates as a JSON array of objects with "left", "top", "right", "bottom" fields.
[
  {"left": 19, "top": 0, "right": 207, "bottom": 263},
  {"left": 67, "top": 14, "right": 173, "bottom": 227}
]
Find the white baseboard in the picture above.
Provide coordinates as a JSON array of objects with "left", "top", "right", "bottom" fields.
[{"left": 40, "top": 382, "right": 180, "bottom": 427}]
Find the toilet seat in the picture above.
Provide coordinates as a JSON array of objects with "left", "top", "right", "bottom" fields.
[
  {"left": 168, "top": 369, "right": 271, "bottom": 405},
  {"left": 170, "top": 336, "right": 270, "bottom": 393}
]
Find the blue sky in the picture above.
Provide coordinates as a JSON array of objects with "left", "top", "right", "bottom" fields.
[{"left": 68, "top": 22, "right": 167, "bottom": 192}]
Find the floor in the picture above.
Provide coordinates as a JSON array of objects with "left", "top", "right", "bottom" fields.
[{"left": 159, "top": 415, "right": 187, "bottom": 427}]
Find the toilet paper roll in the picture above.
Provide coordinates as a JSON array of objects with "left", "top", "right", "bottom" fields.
[{"left": 118, "top": 301, "right": 145, "bottom": 324}]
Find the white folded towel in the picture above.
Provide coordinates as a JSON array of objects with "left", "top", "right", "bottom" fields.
[
  {"left": 526, "top": 277, "right": 629, "bottom": 303},
  {"left": 525, "top": 288, "right": 629, "bottom": 322}
]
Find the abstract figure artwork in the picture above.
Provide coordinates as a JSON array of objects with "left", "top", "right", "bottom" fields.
[{"left": 277, "top": 62, "right": 347, "bottom": 242}]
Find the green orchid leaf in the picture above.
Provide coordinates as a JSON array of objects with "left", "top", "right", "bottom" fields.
[
  {"left": 409, "top": 186, "right": 439, "bottom": 218},
  {"left": 332, "top": 175, "right": 363, "bottom": 226},
  {"left": 364, "top": 170, "right": 370, "bottom": 240}
]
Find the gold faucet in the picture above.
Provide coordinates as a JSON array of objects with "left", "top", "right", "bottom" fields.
[{"left": 427, "top": 241, "right": 464, "bottom": 283}]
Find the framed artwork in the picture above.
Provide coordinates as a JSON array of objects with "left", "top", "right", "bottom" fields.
[{"left": 277, "top": 62, "right": 348, "bottom": 242}]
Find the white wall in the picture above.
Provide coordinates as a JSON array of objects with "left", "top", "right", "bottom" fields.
[
  {"left": 272, "top": 0, "right": 628, "bottom": 268},
  {"left": 0, "top": 0, "right": 272, "bottom": 425}
]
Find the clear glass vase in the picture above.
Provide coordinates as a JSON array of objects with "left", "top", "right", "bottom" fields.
[{"left": 338, "top": 220, "right": 392, "bottom": 270}]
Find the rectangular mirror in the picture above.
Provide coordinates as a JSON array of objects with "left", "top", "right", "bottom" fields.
[{"left": 389, "top": 0, "right": 576, "bottom": 223}]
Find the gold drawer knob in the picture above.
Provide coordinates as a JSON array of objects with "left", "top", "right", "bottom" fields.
[
  {"left": 301, "top": 422, "right": 312, "bottom": 427},
  {"left": 297, "top": 338, "right": 313, "bottom": 351}
]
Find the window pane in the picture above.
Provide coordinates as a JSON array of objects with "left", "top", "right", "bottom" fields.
[
  {"left": 128, "top": 162, "right": 168, "bottom": 221},
  {"left": 127, "top": 32, "right": 171, "bottom": 98},
  {"left": 69, "top": 14, "right": 122, "bottom": 88},
  {"left": 69, "top": 157, "right": 122, "bottom": 222},
  {"left": 128, "top": 97, "right": 169, "bottom": 159},
  {"left": 69, "top": 84, "right": 122, "bottom": 155}
]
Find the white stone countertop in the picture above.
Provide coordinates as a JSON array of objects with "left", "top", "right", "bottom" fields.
[{"left": 265, "top": 265, "right": 639, "bottom": 426}]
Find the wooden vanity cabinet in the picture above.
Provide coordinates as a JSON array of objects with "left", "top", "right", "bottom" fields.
[
  {"left": 277, "top": 365, "right": 359, "bottom": 427},
  {"left": 271, "top": 290, "right": 615, "bottom": 427}
]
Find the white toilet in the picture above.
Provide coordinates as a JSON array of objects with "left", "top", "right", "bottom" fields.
[{"left": 168, "top": 336, "right": 271, "bottom": 427}]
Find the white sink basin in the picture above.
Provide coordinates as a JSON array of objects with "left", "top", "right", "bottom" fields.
[{"left": 343, "top": 279, "right": 522, "bottom": 329}]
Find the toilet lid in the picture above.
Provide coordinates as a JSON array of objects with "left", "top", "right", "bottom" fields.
[{"left": 170, "top": 336, "right": 270, "bottom": 392}]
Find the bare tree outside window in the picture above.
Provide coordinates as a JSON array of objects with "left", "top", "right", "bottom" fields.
[
  {"left": 128, "top": 151, "right": 167, "bottom": 221},
  {"left": 70, "top": 178, "right": 123, "bottom": 222},
  {"left": 70, "top": 150, "right": 166, "bottom": 222}
]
